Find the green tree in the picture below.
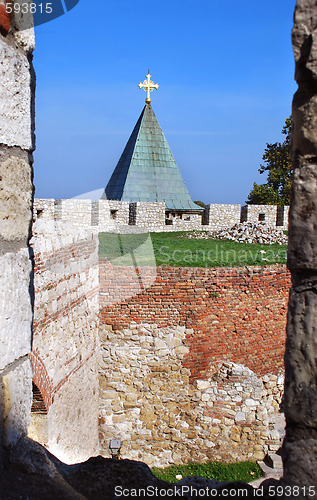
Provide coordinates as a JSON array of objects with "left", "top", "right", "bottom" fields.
[
  {"left": 193, "top": 200, "right": 206, "bottom": 208},
  {"left": 246, "top": 117, "right": 292, "bottom": 206}
]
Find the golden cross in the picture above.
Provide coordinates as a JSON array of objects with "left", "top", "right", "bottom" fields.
[{"left": 138, "top": 71, "right": 159, "bottom": 104}]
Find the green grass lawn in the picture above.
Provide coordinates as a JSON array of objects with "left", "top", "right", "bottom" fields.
[
  {"left": 151, "top": 460, "right": 263, "bottom": 483},
  {"left": 99, "top": 231, "right": 287, "bottom": 268}
]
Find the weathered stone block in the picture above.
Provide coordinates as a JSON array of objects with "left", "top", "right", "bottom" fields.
[
  {"left": 0, "top": 38, "right": 34, "bottom": 150},
  {"left": 0, "top": 249, "right": 32, "bottom": 370},
  {"left": 0, "top": 148, "right": 33, "bottom": 244},
  {"left": 1, "top": 357, "right": 32, "bottom": 446},
  {"left": 284, "top": 289, "right": 317, "bottom": 427}
]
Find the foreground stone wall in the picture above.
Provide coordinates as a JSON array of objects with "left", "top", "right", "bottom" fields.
[
  {"left": 204, "top": 203, "right": 241, "bottom": 230},
  {"left": 2, "top": 0, "right": 317, "bottom": 496},
  {"left": 29, "top": 220, "right": 100, "bottom": 464},
  {"left": 0, "top": 9, "right": 35, "bottom": 462},
  {"left": 282, "top": 0, "right": 317, "bottom": 488},
  {"left": 241, "top": 205, "right": 278, "bottom": 227}
]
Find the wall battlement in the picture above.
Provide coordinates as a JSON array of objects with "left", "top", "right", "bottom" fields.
[{"left": 34, "top": 198, "right": 290, "bottom": 233}]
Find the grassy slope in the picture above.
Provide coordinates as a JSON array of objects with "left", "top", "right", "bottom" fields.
[{"left": 99, "top": 232, "right": 287, "bottom": 268}]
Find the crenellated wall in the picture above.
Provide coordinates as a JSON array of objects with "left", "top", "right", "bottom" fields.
[
  {"left": 130, "top": 201, "right": 166, "bottom": 229},
  {"left": 204, "top": 203, "right": 241, "bottom": 229},
  {"left": 34, "top": 198, "right": 290, "bottom": 233}
]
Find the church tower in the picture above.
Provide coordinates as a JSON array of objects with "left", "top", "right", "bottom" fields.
[{"left": 104, "top": 73, "right": 202, "bottom": 214}]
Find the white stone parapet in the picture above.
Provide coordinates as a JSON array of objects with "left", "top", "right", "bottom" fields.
[{"left": 34, "top": 198, "right": 290, "bottom": 232}]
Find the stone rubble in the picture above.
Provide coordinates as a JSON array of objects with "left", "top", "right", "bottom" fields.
[{"left": 184, "top": 222, "right": 288, "bottom": 245}]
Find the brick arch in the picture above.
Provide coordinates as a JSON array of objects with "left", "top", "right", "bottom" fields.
[
  {"left": 31, "top": 382, "right": 48, "bottom": 415},
  {"left": 29, "top": 352, "right": 54, "bottom": 410}
]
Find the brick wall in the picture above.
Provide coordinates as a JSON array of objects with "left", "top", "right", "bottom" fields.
[
  {"left": 0, "top": 1, "right": 12, "bottom": 37},
  {"left": 100, "top": 263, "right": 290, "bottom": 378}
]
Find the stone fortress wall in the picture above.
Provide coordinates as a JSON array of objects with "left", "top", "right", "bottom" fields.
[
  {"left": 19, "top": 214, "right": 290, "bottom": 467},
  {"left": 99, "top": 262, "right": 290, "bottom": 466},
  {"left": 29, "top": 219, "right": 100, "bottom": 464},
  {"left": 27, "top": 197, "right": 291, "bottom": 466},
  {"left": 34, "top": 198, "right": 290, "bottom": 233},
  {"left": 2, "top": 0, "right": 317, "bottom": 494}
]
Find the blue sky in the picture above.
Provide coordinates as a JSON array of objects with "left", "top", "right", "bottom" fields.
[{"left": 34, "top": 0, "right": 297, "bottom": 205}]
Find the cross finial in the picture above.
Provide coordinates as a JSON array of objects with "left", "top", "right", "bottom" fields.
[{"left": 138, "top": 71, "right": 159, "bottom": 104}]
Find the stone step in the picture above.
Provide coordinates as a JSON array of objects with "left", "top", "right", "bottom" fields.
[
  {"left": 264, "top": 453, "right": 283, "bottom": 470},
  {"left": 251, "top": 456, "right": 284, "bottom": 489}
]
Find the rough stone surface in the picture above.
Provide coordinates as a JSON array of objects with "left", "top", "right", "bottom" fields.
[
  {"left": 99, "top": 321, "right": 285, "bottom": 466},
  {"left": 130, "top": 201, "right": 166, "bottom": 228},
  {"left": 46, "top": 355, "right": 99, "bottom": 465},
  {"left": 5, "top": 0, "right": 317, "bottom": 496},
  {"left": 241, "top": 205, "right": 279, "bottom": 227},
  {"left": 1, "top": 357, "right": 32, "bottom": 447},
  {"left": 0, "top": 13, "right": 34, "bottom": 476},
  {"left": 0, "top": 148, "right": 34, "bottom": 244},
  {"left": 282, "top": 0, "right": 317, "bottom": 490},
  {"left": 212, "top": 222, "right": 288, "bottom": 245},
  {"left": 12, "top": 2, "right": 36, "bottom": 51},
  {"left": 0, "top": 249, "right": 32, "bottom": 370},
  {"left": 54, "top": 199, "right": 93, "bottom": 228},
  {"left": 184, "top": 222, "right": 288, "bottom": 245},
  {"left": 1, "top": 437, "right": 263, "bottom": 499},
  {"left": 100, "top": 263, "right": 290, "bottom": 378},
  {"left": 0, "top": 36, "right": 35, "bottom": 150},
  {"left": 204, "top": 203, "right": 242, "bottom": 229}
]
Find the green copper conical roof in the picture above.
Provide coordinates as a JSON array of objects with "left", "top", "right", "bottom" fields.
[{"left": 104, "top": 104, "right": 201, "bottom": 211}]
